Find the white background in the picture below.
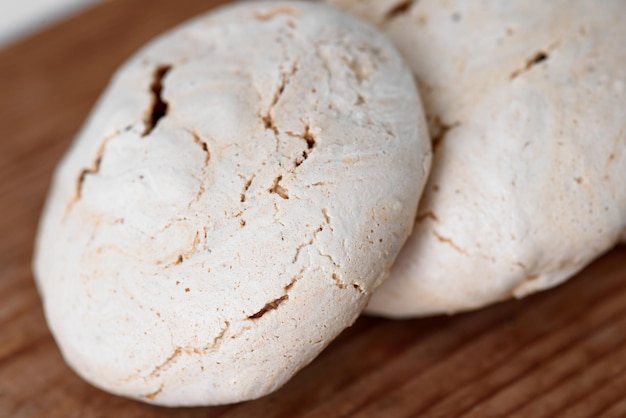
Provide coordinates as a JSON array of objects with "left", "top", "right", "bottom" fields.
[{"left": 0, "top": 0, "right": 100, "bottom": 47}]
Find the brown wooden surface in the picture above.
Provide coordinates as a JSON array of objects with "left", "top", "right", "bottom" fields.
[{"left": 1, "top": 1, "right": 626, "bottom": 416}]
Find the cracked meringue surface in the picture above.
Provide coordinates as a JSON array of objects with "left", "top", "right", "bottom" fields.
[{"left": 33, "top": 1, "right": 431, "bottom": 406}]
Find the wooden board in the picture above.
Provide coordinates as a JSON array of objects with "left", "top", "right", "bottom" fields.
[{"left": 1, "top": 1, "right": 625, "bottom": 416}]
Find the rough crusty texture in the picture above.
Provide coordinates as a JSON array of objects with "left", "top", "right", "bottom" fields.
[
  {"left": 327, "top": 0, "right": 626, "bottom": 317},
  {"left": 33, "top": 1, "right": 431, "bottom": 406}
]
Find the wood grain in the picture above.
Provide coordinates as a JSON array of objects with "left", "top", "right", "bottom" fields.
[{"left": 0, "top": 0, "right": 625, "bottom": 416}]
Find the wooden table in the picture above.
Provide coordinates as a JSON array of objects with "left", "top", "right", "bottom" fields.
[{"left": 1, "top": 1, "right": 625, "bottom": 416}]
